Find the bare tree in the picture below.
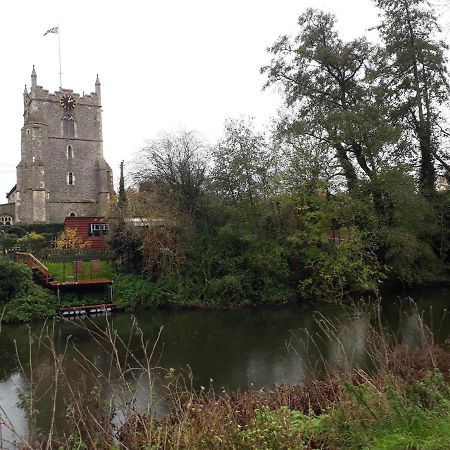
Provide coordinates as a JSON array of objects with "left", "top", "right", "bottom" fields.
[{"left": 132, "top": 130, "right": 208, "bottom": 216}]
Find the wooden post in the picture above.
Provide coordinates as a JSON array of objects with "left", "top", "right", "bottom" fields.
[
  {"left": 91, "top": 260, "right": 101, "bottom": 279},
  {"left": 73, "top": 260, "right": 83, "bottom": 282}
]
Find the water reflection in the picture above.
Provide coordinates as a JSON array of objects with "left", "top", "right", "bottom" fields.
[
  {"left": 0, "top": 374, "right": 28, "bottom": 449},
  {"left": 0, "top": 289, "right": 448, "bottom": 443}
]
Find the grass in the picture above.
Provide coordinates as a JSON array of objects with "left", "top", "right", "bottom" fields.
[
  {"left": 323, "top": 370, "right": 450, "bottom": 449},
  {"left": 46, "top": 260, "right": 112, "bottom": 281},
  {"left": 122, "top": 353, "right": 450, "bottom": 450}
]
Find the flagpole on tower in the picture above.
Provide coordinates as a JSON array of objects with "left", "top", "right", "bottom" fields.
[
  {"left": 58, "top": 25, "right": 62, "bottom": 88},
  {"left": 43, "top": 26, "right": 61, "bottom": 88}
]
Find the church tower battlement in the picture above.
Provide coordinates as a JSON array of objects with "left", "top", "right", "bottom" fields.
[{"left": 4, "top": 66, "right": 114, "bottom": 224}]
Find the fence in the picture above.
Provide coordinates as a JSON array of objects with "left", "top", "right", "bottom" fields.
[{"left": 36, "top": 248, "right": 112, "bottom": 262}]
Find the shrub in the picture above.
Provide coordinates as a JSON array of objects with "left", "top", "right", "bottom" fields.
[
  {"left": 113, "top": 274, "right": 164, "bottom": 310},
  {"left": 0, "top": 257, "right": 56, "bottom": 322},
  {"left": 16, "top": 231, "right": 46, "bottom": 253},
  {"left": 0, "top": 257, "right": 34, "bottom": 303},
  {"left": 2, "top": 286, "right": 56, "bottom": 323}
]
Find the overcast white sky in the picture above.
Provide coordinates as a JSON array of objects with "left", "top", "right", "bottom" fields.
[{"left": 0, "top": 0, "right": 447, "bottom": 199}]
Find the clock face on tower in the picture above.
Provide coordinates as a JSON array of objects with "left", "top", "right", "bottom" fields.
[{"left": 60, "top": 94, "right": 76, "bottom": 109}]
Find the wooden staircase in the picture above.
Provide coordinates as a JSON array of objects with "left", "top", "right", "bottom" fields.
[{"left": 15, "top": 252, "right": 54, "bottom": 287}]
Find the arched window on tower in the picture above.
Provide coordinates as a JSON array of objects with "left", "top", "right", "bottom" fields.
[
  {"left": 63, "top": 116, "right": 75, "bottom": 138},
  {"left": 67, "top": 145, "right": 74, "bottom": 159},
  {"left": 68, "top": 172, "right": 75, "bottom": 185}
]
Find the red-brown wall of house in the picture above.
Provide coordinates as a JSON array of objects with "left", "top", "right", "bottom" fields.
[{"left": 64, "top": 217, "right": 108, "bottom": 249}]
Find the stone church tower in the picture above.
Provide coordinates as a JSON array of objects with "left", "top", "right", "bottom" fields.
[{"left": 0, "top": 67, "right": 114, "bottom": 224}]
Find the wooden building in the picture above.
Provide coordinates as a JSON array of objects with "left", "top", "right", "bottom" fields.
[{"left": 64, "top": 216, "right": 109, "bottom": 249}]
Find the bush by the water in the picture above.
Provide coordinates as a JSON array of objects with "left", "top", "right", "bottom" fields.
[
  {"left": 0, "top": 257, "right": 56, "bottom": 322},
  {"left": 113, "top": 273, "right": 165, "bottom": 310}
]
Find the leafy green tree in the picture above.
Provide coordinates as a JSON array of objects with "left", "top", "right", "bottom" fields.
[
  {"left": 274, "top": 117, "right": 343, "bottom": 196},
  {"left": 281, "top": 194, "right": 382, "bottom": 299},
  {"left": 262, "top": 9, "right": 400, "bottom": 194},
  {"left": 210, "top": 118, "right": 276, "bottom": 209},
  {"left": 375, "top": 0, "right": 450, "bottom": 196}
]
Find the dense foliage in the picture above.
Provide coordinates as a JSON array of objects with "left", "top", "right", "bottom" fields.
[
  {"left": 0, "top": 257, "right": 56, "bottom": 322},
  {"left": 108, "top": 0, "right": 450, "bottom": 307}
]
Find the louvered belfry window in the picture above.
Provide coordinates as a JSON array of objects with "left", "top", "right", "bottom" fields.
[{"left": 63, "top": 116, "right": 75, "bottom": 138}]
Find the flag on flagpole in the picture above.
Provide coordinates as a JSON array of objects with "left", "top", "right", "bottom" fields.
[{"left": 44, "top": 26, "right": 59, "bottom": 36}]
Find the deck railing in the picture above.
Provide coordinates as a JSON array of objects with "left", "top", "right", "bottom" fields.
[
  {"left": 16, "top": 252, "right": 50, "bottom": 284},
  {"left": 36, "top": 248, "right": 111, "bottom": 262}
]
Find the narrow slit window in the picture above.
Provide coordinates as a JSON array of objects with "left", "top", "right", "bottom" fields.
[
  {"left": 68, "top": 172, "right": 75, "bottom": 185},
  {"left": 67, "top": 145, "right": 74, "bottom": 159}
]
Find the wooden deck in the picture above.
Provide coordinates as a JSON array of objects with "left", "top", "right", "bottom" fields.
[
  {"left": 58, "top": 303, "right": 116, "bottom": 317},
  {"left": 51, "top": 278, "right": 114, "bottom": 303},
  {"left": 48, "top": 277, "right": 113, "bottom": 287}
]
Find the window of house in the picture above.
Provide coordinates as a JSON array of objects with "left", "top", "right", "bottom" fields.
[
  {"left": 68, "top": 172, "right": 75, "bottom": 185},
  {"left": 0, "top": 216, "right": 13, "bottom": 226},
  {"left": 67, "top": 145, "right": 74, "bottom": 159},
  {"left": 89, "top": 223, "right": 109, "bottom": 237},
  {"left": 63, "top": 116, "right": 75, "bottom": 138},
  {"left": 69, "top": 212, "right": 76, "bottom": 217}
]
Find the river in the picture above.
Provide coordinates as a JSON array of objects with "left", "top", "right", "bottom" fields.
[{"left": 0, "top": 287, "right": 449, "bottom": 446}]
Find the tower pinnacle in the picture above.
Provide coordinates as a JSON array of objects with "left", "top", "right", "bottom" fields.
[
  {"left": 95, "top": 74, "right": 101, "bottom": 102},
  {"left": 31, "top": 65, "right": 37, "bottom": 88},
  {"left": 31, "top": 64, "right": 37, "bottom": 86}
]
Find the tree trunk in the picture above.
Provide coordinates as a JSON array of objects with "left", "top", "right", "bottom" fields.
[
  {"left": 335, "top": 146, "right": 358, "bottom": 191},
  {"left": 404, "top": 0, "right": 436, "bottom": 196}
]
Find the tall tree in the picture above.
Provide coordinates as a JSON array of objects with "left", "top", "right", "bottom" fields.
[
  {"left": 375, "top": 0, "right": 449, "bottom": 196},
  {"left": 118, "top": 160, "right": 128, "bottom": 210},
  {"left": 210, "top": 118, "right": 276, "bottom": 209},
  {"left": 261, "top": 9, "right": 400, "bottom": 194}
]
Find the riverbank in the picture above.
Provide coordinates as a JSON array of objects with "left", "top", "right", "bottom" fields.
[
  {"left": 0, "top": 296, "right": 448, "bottom": 447},
  {"left": 117, "top": 347, "right": 450, "bottom": 450},
  {"left": 12, "top": 332, "right": 450, "bottom": 449},
  {"left": 1, "top": 255, "right": 449, "bottom": 324}
]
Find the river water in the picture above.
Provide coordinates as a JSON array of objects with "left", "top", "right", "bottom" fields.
[{"left": 0, "top": 287, "right": 449, "bottom": 446}]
